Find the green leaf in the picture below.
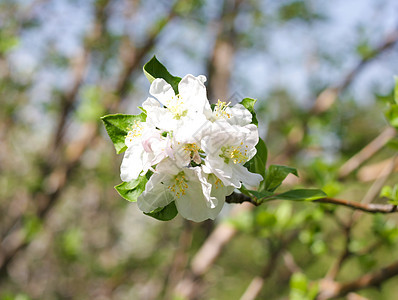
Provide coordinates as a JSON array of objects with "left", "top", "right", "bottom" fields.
[
  {"left": 144, "top": 201, "right": 178, "bottom": 221},
  {"left": 115, "top": 175, "right": 148, "bottom": 202},
  {"left": 101, "top": 113, "right": 146, "bottom": 154},
  {"left": 246, "top": 137, "right": 268, "bottom": 180},
  {"left": 240, "top": 98, "right": 258, "bottom": 126},
  {"left": 263, "top": 165, "right": 298, "bottom": 192},
  {"left": 143, "top": 56, "right": 181, "bottom": 94},
  {"left": 394, "top": 76, "right": 398, "bottom": 104},
  {"left": 270, "top": 189, "right": 327, "bottom": 201}
]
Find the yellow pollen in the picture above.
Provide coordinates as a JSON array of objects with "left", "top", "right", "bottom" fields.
[
  {"left": 214, "top": 178, "right": 222, "bottom": 189},
  {"left": 168, "top": 173, "right": 188, "bottom": 198},
  {"left": 183, "top": 143, "right": 201, "bottom": 164},
  {"left": 229, "top": 145, "right": 249, "bottom": 164},
  {"left": 126, "top": 120, "right": 144, "bottom": 141},
  {"left": 214, "top": 100, "right": 231, "bottom": 119},
  {"left": 167, "top": 94, "right": 186, "bottom": 119}
]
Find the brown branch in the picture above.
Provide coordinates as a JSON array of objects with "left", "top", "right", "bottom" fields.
[
  {"left": 318, "top": 260, "right": 398, "bottom": 299},
  {"left": 338, "top": 127, "right": 396, "bottom": 179},
  {"left": 0, "top": 0, "right": 181, "bottom": 278},
  {"left": 174, "top": 203, "right": 253, "bottom": 300},
  {"left": 312, "top": 29, "right": 398, "bottom": 114},
  {"left": 226, "top": 192, "right": 398, "bottom": 214},
  {"left": 240, "top": 232, "right": 299, "bottom": 300}
]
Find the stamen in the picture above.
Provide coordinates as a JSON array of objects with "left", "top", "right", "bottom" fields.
[
  {"left": 214, "top": 100, "right": 231, "bottom": 119},
  {"left": 168, "top": 172, "right": 188, "bottom": 198},
  {"left": 166, "top": 94, "right": 187, "bottom": 119},
  {"left": 126, "top": 120, "right": 144, "bottom": 142},
  {"left": 183, "top": 143, "right": 202, "bottom": 164},
  {"left": 221, "top": 144, "right": 249, "bottom": 164}
]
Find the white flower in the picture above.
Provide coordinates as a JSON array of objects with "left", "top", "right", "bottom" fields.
[
  {"left": 137, "top": 159, "right": 233, "bottom": 222},
  {"left": 202, "top": 121, "right": 263, "bottom": 189},
  {"left": 208, "top": 100, "right": 252, "bottom": 126},
  {"left": 120, "top": 121, "right": 171, "bottom": 182},
  {"left": 145, "top": 74, "right": 211, "bottom": 132}
]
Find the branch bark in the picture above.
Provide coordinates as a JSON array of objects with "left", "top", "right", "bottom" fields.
[
  {"left": 226, "top": 192, "right": 398, "bottom": 214},
  {"left": 318, "top": 260, "right": 398, "bottom": 299}
]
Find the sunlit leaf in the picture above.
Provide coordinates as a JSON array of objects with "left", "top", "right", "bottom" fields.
[
  {"left": 144, "top": 201, "right": 178, "bottom": 221},
  {"left": 115, "top": 175, "right": 148, "bottom": 202},
  {"left": 101, "top": 113, "right": 146, "bottom": 154},
  {"left": 143, "top": 55, "right": 181, "bottom": 94}
]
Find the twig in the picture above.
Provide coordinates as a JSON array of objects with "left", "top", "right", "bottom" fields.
[
  {"left": 338, "top": 127, "right": 396, "bottom": 179},
  {"left": 226, "top": 192, "right": 398, "bottom": 214},
  {"left": 312, "top": 29, "right": 398, "bottom": 114},
  {"left": 0, "top": 0, "right": 181, "bottom": 277},
  {"left": 317, "top": 260, "right": 398, "bottom": 299},
  {"left": 240, "top": 232, "right": 298, "bottom": 300}
]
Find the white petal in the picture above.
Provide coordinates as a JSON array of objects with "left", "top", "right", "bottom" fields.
[
  {"left": 227, "top": 104, "right": 252, "bottom": 126},
  {"left": 137, "top": 173, "right": 174, "bottom": 213},
  {"left": 149, "top": 78, "right": 175, "bottom": 105},
  {"left": 120, "top": 146, "right": 144, "bottom": 182},
  {"left": 178, "top": 74, "right": 211, "bottom": 114},
  {"left": 233, "top": 164, "right": 263, "bottom": 189}
]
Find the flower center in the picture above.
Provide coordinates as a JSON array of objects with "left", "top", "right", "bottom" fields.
[
  {"left": 214, "top": 178, "right": 222, "bottom": 189},
  {"left": 183, "top": 143, "right": 202, "bottom": 164},
  {"left": 168, "top": 172, "right": 188, "bottom": 198},
  {"left": 166, "top": 94, "right": 187, "bottom": 120},
  {"left": 214, "top": 100, "right": 231, "bottom": 119},
  {"left": 126, "top": 120, "right": 144, "bottom": 143},
  {"left": 221, "top": 142, "right": 249, "bottom": 164}
]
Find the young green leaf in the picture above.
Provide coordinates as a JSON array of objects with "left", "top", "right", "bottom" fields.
[
  {"left": 263, "top": 165, "right": 298, "bottom": 192},
  {"left": 269, "top": 189, "right": 327, "bottom": 201},
  {"left": 144, "top": 201, "right": 178, "bottom": 221},
  {"left": 240, "top": 98, "right": 258, "bottom": 126},
  {"left": 101, "top": 113, "right": 146, "bottom": 154},
  {"left": 115, "top": 175, "right": 148, "bottom": 202},
  {"left": 143, "top": 56, "right": 181, "bottom": 94},
  {"left": 245, "top": 137, "right": 268, "bottom": 181}
]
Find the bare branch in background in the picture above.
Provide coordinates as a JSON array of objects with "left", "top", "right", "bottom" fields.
[
  {"left": 312, "top": 29, "right": 398, "bottom": 114},
  {"left": 0, "top": 0, "right": 182, "bottom": 278}
]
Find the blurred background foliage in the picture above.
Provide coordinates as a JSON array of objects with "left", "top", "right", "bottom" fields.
[{"left": 1, "top": 0, "right": 398, "bottom": 299}]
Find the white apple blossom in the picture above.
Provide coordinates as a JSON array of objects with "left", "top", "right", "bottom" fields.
[
  {"left": 118, "top": 72, "right": 264, "bottom": 221},
  {"left": 120, "top": 121, "right": 171, "bottom": 182},
  {"left": 207, "top": 100, "right": 252, "bottom": 126},
  {"left": 201, "top": 121, "right": 263, "bottom": 189},
  {"left": 145, "top": 74, "right": 211, "bottom": 132},
  {"left": 137, "top": 159, "right": 233, "bottom": 222}
]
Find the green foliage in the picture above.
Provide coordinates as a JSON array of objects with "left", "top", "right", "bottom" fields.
[
  {"left": 270, "top": 189, "right": 327, "bottom": 201},
  {"left": 380, "top": 184, "right": 398, "bottom": 205},
  {"left": 143, "top": 56, "right": 181, "bottom": 94},
  {"left": 101, "top": 113, "right": 146, "bottom": 154},
  {"left": 240, "top": 98, "right": 259, "bottom": 126},
  {"left": 77, "top": 85, "right": 105, "bottom": 122},
  {"left": 372, "top": 214, "right": 398, "bottom": 245},
  {"left": 278, "top": 1, "right": 323, "bottom": 22},
  {"left": 289, "top": 273, "right": 319, "bottom": 300},
  {"left": 59, "top": 228, "right": 83, "bottom": 260},
  {"left": 263, "top": 165, "right": 298, "bottom": 192},
  {"left": 144, "top": 201, "right": 178, "bottom": 221},
  {"left": 22, "top": 214, "right": 42, "bottom": 242},
  {"left": 0, "top": 30, "right": 19, "bottom": 54},
  {"left": 384, "top": 76, "right": 398, "bottom": 127},
  {"left": 115, "top": 175, "right": 148, "bottom": 202},
  {"left": 245, "top": 137, "right": 267, "bottom": 180}
]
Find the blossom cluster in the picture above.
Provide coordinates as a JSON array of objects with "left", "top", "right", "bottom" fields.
[{"left": 120, "top": 74, "right": 263, "bottom": 222}]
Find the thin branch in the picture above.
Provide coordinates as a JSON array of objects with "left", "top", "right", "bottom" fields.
[
  {"left": 0, "top": 0, "right": 182, "bottom": 278},
  {"left": 312, "top": 28, "right": 398, "bottom": 114},
  {"left": 338, "top": 127, "right": 396, "bottom": 179},
  {"left": 226, "top": 192, "right": 398, "bottom": 214},
  {"left": 317, "top": 260, "right": 398, "bottom": 300}
]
